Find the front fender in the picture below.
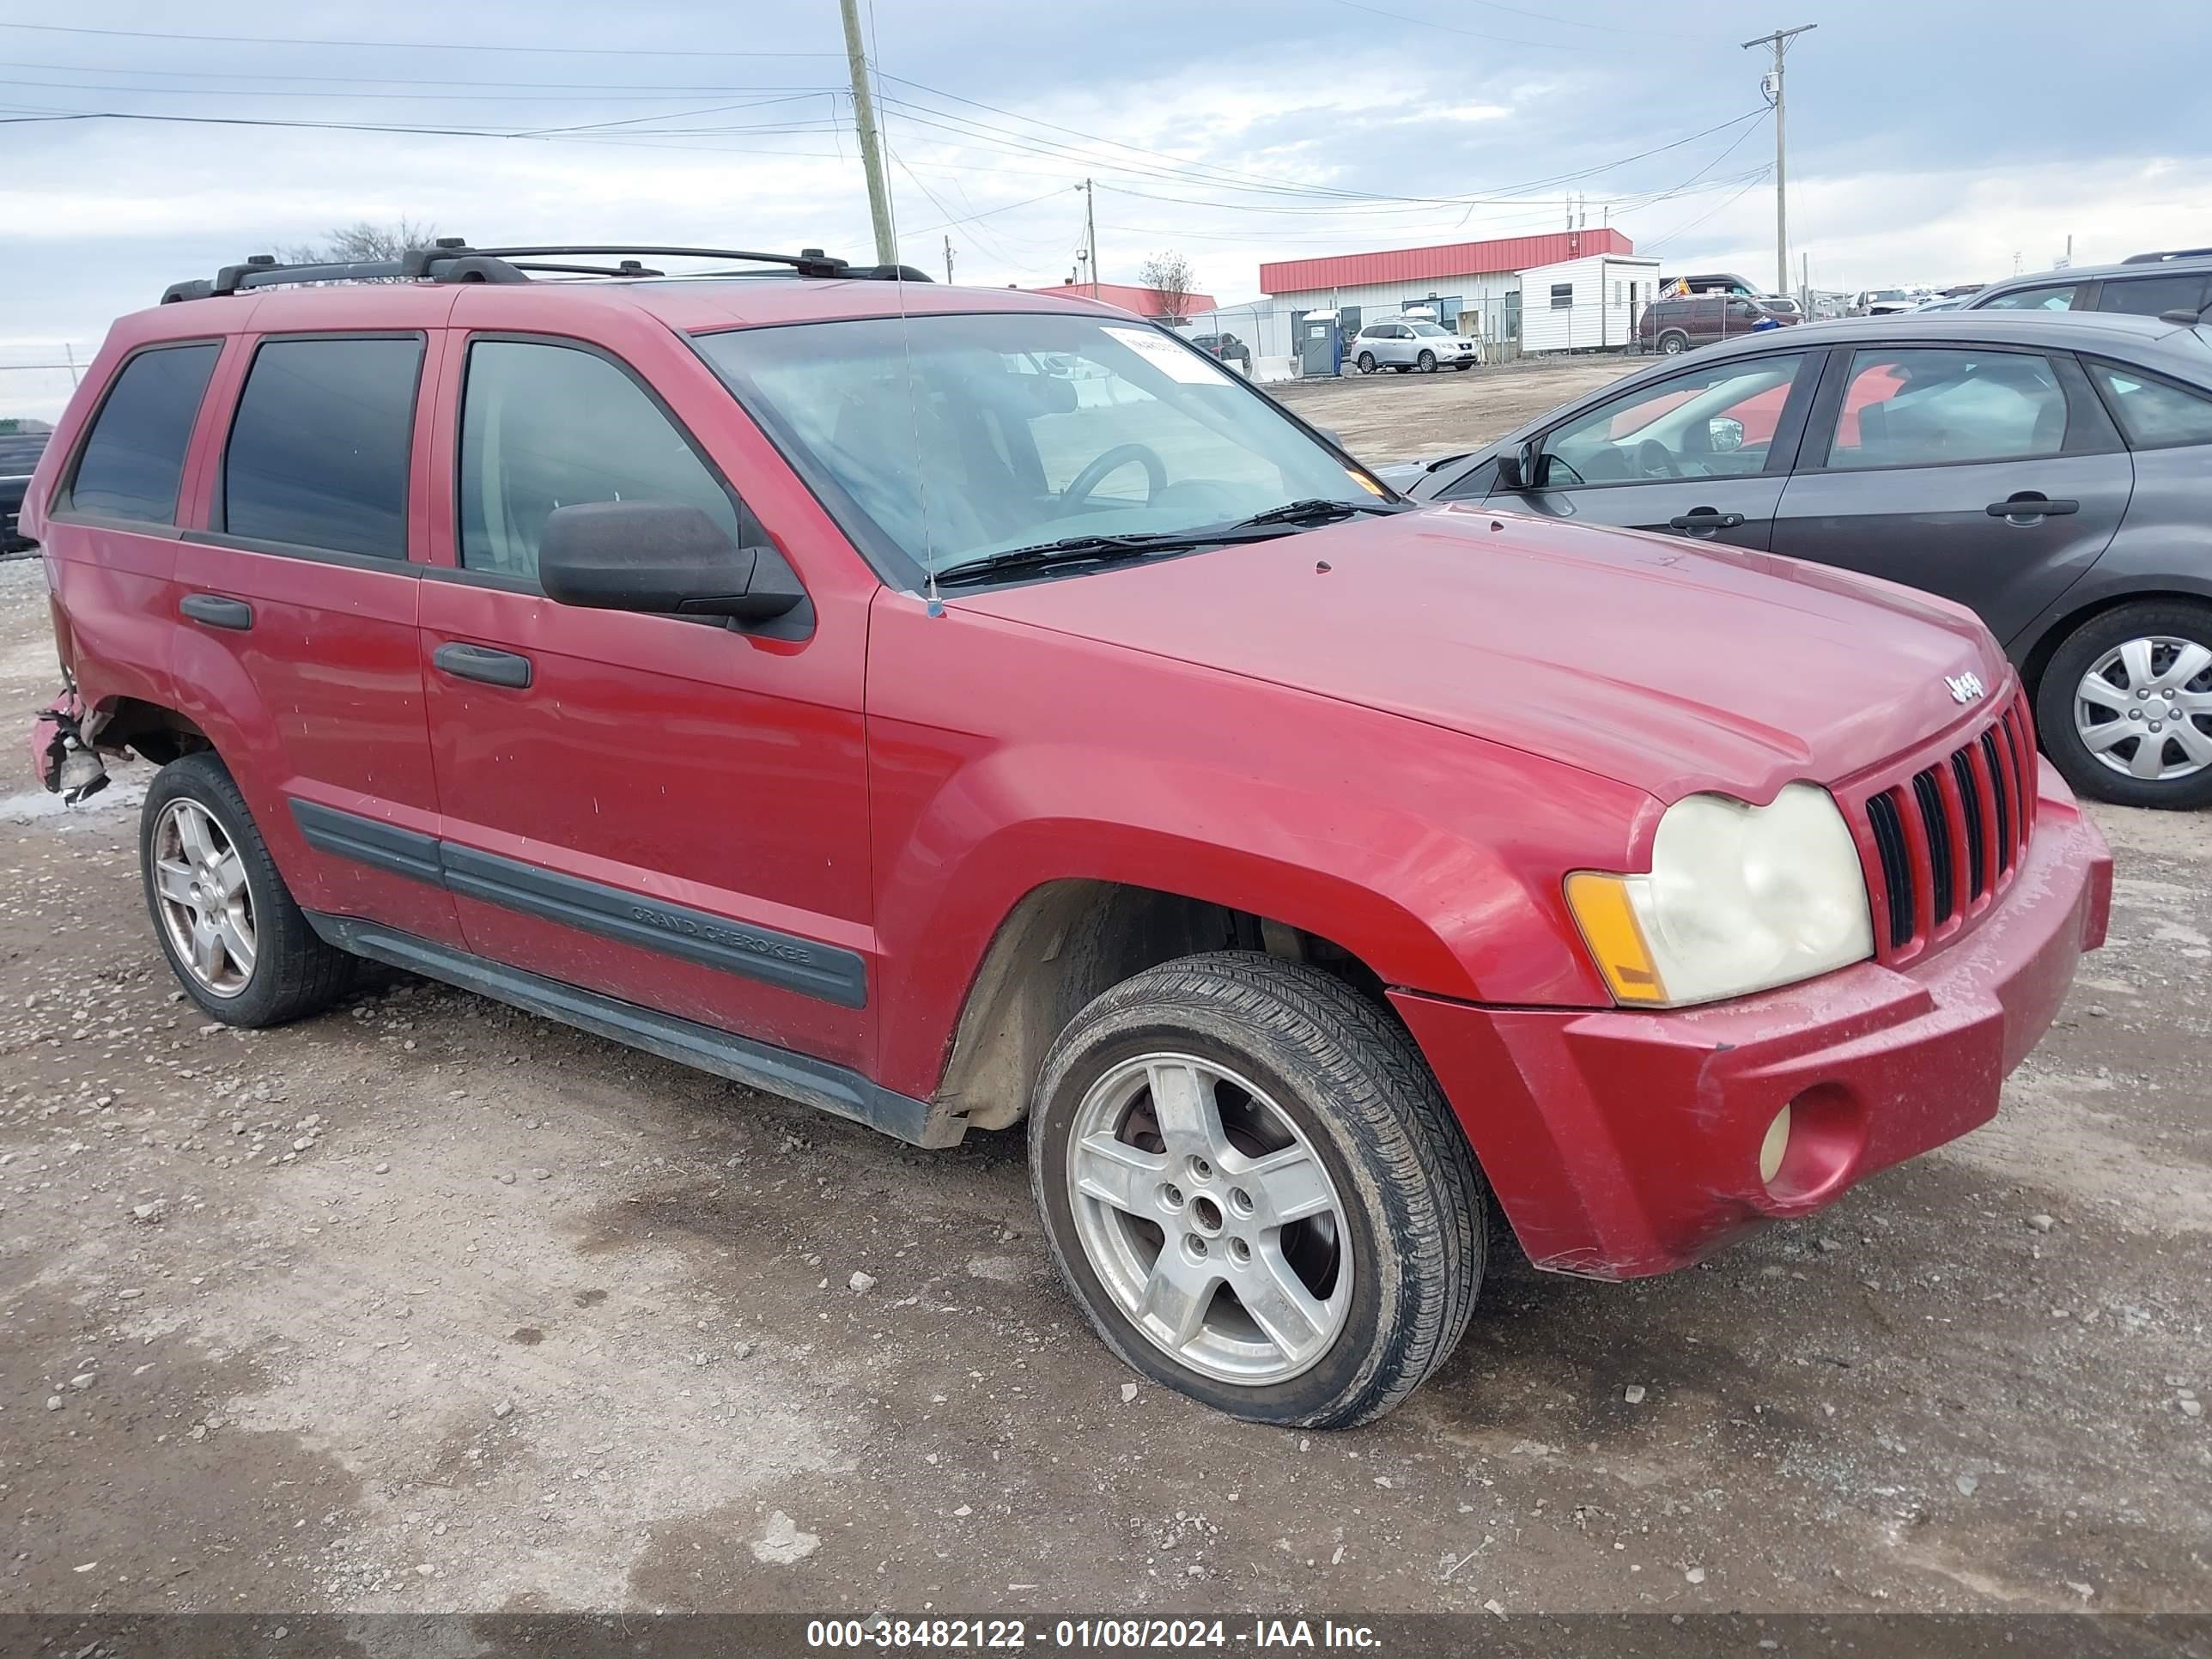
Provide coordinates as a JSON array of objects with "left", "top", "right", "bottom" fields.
[{"left": 865, "top": 597, "right": 1652, "bottom": 1101}]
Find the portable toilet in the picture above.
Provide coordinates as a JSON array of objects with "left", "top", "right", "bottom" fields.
[{"left": 1298, "top": 308, "right": 1340, "bottom": 377}]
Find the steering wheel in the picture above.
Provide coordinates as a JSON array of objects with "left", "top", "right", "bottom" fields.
[
  {"left": 1634, "top": 439, "right": 1681, "bottom": 480},
  {"left": 1060, "top": 443, "right": 1167, "bottom": 511}
]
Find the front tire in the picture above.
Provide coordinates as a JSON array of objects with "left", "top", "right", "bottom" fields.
[
  {"left": 1416, "top": 350, "right": 1437, "bottom": 374},
  {"left": 1029, "top": 953, "right": 1486, "bottom": 1428},
  {"left": 141, "top": 752, "right": 358, "bottom": 1025},
  {"left": 2036, "top": 599, "right": 2212, "bottom": 809}
]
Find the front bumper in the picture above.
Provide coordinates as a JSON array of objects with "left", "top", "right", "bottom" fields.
[{"left": 1391, "top": 757, "right": 2112, "bottom": 1279}]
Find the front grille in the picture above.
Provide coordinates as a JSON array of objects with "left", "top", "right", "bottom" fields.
[
  {"left": 1951, "top": 750, "right": 1986, "bottom": 898},
  {"left": 1866, "top": 793, "right": 1914, "bottom": 951},
  {"left": 1859, "top": 692, "right": 2036, "bottom": 959}
]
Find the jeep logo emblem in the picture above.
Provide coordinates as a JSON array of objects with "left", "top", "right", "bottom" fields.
[{"left": 1946, "top": 672, "right": 1986, "bottom": 704}]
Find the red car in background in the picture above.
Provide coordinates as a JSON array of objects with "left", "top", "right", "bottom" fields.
[{"left": 22, "top": 243, "right": 2109, "bottom": 1427}]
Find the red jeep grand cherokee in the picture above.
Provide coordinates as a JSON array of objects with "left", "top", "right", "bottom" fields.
[{"left": 22, "top": 242, "right": 2111, "bottom": 1427}]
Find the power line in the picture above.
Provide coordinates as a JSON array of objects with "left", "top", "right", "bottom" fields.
[
  {"left": 0, "top": 58, "right": 837, "bottom": 93},
  {"left": 0, "top": 20, "right": 845, "bottom": 58},
  {"left": 0, "top": 75, "right": 839, "bottom": 104},
  {"left": 1643, "top": 168, "right": 1772, "bottom": 251}
]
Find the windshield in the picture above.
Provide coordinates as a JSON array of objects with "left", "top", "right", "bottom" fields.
[
  {"left": 1406, "top": 322, "right": 1450, "bottom": 337},
  {"left": 698, "top": 313, "right": 1379, "bottom": 577},
  {"left": 0, "top": 434, "right": 46, "bottom": 474}
]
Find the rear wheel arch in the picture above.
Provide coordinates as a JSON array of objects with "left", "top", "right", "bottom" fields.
[
  {"left": 936, "top": 878, "right": 1399, "bottom": 1133},
  {"left": 89, "top": 696, "right": 214, "bottom": 766}
]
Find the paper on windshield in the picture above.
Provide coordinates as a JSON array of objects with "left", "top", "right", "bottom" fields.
[{"left": 1103, "top": 326, "right": 1228, "bottom": 384}]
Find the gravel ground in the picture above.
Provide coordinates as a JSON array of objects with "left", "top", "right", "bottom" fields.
[
  {"left": 1270, "top": 353, "right": 1646, "bottom": 465},
  {"left": 0, "top": 416, "right": 2206, "bottom": 1622}
]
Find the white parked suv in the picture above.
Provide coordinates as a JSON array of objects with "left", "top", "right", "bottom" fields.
[{"left": 1349, "top": 319, "right": 1480, "bottom": 374}]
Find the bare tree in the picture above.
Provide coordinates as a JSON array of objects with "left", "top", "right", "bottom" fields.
[
  {"left": 279, "top": 218, "right": 441, "bottom": 270},
  {"left": 1138, "top": 251, "right": 1199, "bottom": 325}
]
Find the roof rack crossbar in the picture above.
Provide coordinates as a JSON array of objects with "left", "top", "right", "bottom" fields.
[
  {"left": 2124, "top": 246, "right": 2212, "bottom": 264},
  {"left": 471, "top": 245, "right": 854, "bottom": 278},
  {"left": 161, "top": 239, "right": 927, "bottom": 303}
]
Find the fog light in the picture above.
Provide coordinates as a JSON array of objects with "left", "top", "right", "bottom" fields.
[{"left": 1758, "top": 1103, "right": 1793, "bottom": 1187}]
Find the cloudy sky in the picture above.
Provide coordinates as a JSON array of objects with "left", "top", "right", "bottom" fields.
[{"left": 4, "top": 0, "right": 2209, "bottom": 418}]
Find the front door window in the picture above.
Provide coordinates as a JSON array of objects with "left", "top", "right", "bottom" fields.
[{"left": 1540, "top": 355, "right": 1806, "bottom": 487}]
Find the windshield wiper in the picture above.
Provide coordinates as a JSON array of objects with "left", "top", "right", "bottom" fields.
[
  {"left": 933, "top": 527, "right": 1287, "bottom": 588},
  {"left": 1235, "top": 497, "right": 1413, "bottom": 528}
]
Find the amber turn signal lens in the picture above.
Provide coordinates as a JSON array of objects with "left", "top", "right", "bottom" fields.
[{"left": 1564, "top": 872, "right": 1667, "bottom": 1005}]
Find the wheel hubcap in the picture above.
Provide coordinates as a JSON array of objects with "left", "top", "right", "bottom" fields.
[
  {"left": 1066, "top": 1054, "right": 1352, "bottom": 1385},
  {"left": 152, "top": 800, "right": 256, "bottom": 997},
  {"left": 2074, "top": 635, "right": 2212, "bottom": 783}
]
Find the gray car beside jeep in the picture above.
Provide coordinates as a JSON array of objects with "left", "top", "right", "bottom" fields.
[{"left": 1409, "top": 310, "right": 2212, "bottom": 809}]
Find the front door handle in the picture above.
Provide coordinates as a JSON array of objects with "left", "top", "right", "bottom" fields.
[
  {"left": 1986, "top": 494, "right": 2079, "bottom": 520},
  {"left": 1667, "top": 508, "right": 1746, "bottom": 534},
  {"left": 434, "top": 641, "right": 533, "bottom": 690},
  {"left": 180, "top": 592, "right": 253, "bottom": 631}
]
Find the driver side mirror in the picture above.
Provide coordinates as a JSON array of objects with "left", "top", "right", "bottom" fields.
[
  {"left": 539, "top": 501, "right": 805, "bottom": 625},
  {"left": 1497, "top": 437, "right": 1547, "bottom": 491},
  {"left": 1707, "top": 416, "right": 1746, "bottom": 453}
]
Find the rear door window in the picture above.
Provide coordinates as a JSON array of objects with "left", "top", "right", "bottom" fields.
[
  {"left": 222, "top": 337, "right": 422, "bottom": 557},
  {"left": 2087, "top": 362, "right": 2212, "bottom": 447},
  {"left": 70, "top": 343, "right": 221, "bottom": 524},
  {"left": 1824, "top": 348, "right": 2069, "bottom": 470}
]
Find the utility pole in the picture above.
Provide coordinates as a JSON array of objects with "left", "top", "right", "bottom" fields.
[
  {"left": 943, "top": 234, "right": 955, "bottom": 285},
  {"left": 836, "top": 0, "right": 897, "bottom": 266},
  {"left": 1079, "top": 179, "right": 1098, "bottom": 298},
  {"left": 1742, "top": 24, "right": 1814, "bottom": 299}
]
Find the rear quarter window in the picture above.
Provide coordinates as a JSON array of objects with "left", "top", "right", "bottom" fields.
[
  {"left": 69, "top": 343, "right": 221, "bottom": 524},
  {"left": 2088, "top": 361, "right": 2212, "bottom": 447}
]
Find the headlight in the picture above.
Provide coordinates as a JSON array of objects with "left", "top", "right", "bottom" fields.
[{"left": 1565, "top": 784, "right": 1874, "bottom": 1007}]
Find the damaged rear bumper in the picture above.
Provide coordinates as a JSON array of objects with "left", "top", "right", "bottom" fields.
[
  {"left": 1391, "top": 758, "right": 2112, "bottom": 1279},
  {"left": 27, "top": 688, "right": 110, "bottom": 804}
]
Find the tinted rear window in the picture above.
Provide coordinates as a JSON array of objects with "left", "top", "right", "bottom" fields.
[
  {"left": 70, "top": 344, "right": 220, "bottom": 524},
  {"left": 223, "top": 337, "right": 421, "bottom": 556},
  {"left": 2096, "top": 273, "right": 2211, "bottom": 318}
]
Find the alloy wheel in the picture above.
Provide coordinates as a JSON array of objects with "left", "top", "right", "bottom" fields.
[
  {"left": 1065, "top": 1052, "right": 1352, "bottom": 1385},
  {"left": 2075, "top": 635, "right": 2212, "bottom": 783},
  {"left": 151, "top": 799, "right": 257, "bottom": 997}
]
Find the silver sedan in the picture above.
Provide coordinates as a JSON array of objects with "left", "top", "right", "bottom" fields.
[{"left": 1348, "top": 319, "right": 1481, "bottom": 374}]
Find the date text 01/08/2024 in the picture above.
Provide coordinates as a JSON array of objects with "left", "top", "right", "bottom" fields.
[{"left": 805, "top": 1618, "right": 1382, "bottom": 1650}]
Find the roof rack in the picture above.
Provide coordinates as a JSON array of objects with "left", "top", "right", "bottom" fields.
[
  {"left": 2123, "top": 246, "right": 2212, "bottom": 264},
  {"left": 160, "top": 239, "right": 933, "bottom": 304}
]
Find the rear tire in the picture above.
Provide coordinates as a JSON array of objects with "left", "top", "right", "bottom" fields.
[
  {"left": 140, "top": 752, "right": 359, "bottom": 1026},
  {"left": 2035, "top": 599, "right": 2212, "bottom": 809},
  {"left": 1029, "top": 952, "right": 1486, "bottom": 1429},
  {"left": 1356, "top": 352, "right": 1376, "bottom": 374},
  {"left": 1658, "top": 331, "right": 1689, "bottom": 356}
]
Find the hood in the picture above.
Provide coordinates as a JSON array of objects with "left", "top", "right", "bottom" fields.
[{"left": 957, "top": 504, "right": 2008, "bottom": 805}]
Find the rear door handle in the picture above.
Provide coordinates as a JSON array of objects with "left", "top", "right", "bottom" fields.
[
  {"left": 434, "top": 641, "right": 533, "bottom": 689},
  {"left": 1667, "top": 509, "right": 1746, "bottom": 533},
  {"left": 179, "top": 592, "right": 253, "bottom": 630},
  {"left": 1986, "top": 495, "right": 2079, "bottom": 520}
]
